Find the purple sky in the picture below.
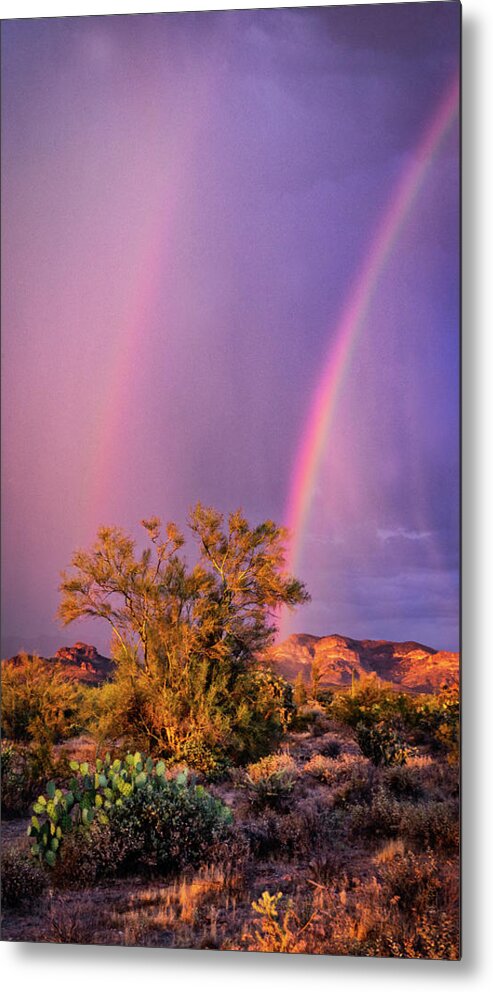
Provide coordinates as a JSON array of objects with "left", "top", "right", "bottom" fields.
[{"left": 1, "top": 3, "right": 460, "bottom": 658}]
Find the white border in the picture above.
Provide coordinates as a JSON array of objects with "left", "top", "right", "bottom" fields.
[{"left": 2, "top": 1, "right": 493, "bottom": 988}]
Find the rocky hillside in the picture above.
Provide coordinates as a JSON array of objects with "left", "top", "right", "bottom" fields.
[
  {"left": 3, "top": 643, "right": 113, "bottom": 686},
  {"left": 261, "top": 633, "right": 459, "bottom": 694},
  {"left": 53, "top": 643, "right": 114, "bottom": 684}
]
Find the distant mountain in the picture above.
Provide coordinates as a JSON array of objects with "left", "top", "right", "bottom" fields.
[
  {"left": 261, "top": 633, "right": 459, "bottom": 694},
  {"left": 3, "top": 642, "right": 113, "bottom": 686},
  {"left": 53, "top": 643, "right": 114, "bottom": 684},
  {"left": 4, "top": 635, "right": 459, "bottom": 695}
]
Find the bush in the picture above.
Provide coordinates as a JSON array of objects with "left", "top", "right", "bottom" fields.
[
  {"left": 411, "top": 684, "right": 460, "bottom": 761},
  {"left": 383, "top": 764, "right": 424, "bottom": 800},
  {"left": 303, "top": 753, "right": 336, "bottom": 783},
  {"left": 174, "top": 738, "right": 229, "bottom": 779},
  {"left": 1, "top": 741, "right": 69, "bottom": 818},
  {"left": 1, "top": 654, "right": 83, "bottom": 743},
  {"left": 1, "top": 848, "right": 47, "bottom": 908},
  {"left": 28, "top": 751, "right": 233, "bottom": 879},
  {"left": 318, "top": 738, "right": 341, "bottom": 758},
  {"left": 106, "top": 778, "right": 233, "bottom": 875},
  {"left": 330, "top": 676, "right": 420, "bottom": 731},
  {"left": 346, "top": 790, "right": 459, "bottom": 854},
  {"left": 356, "top": 721, "right": 409, "bottom": 767},
  {"left": 243, "top": 753, "right": 298, "bottom": 810}
]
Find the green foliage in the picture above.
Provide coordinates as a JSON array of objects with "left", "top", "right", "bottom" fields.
[
  {"left": 174, "top": 738, "right": 227, "bottom": 779},
  {"left": 330, "top": 678, "right": 460, "bottom": 764},
  {"left": 356, "top": 721, "right": 409, "bottom": 767},
  {"left": 1, "top": 740, "right": 68, "bottom": 818},
  {"left": 411, "top": 684, "right": 460, "bottom": 761},
  {"left": 28, "top": 751, "right": 168, "bottom": 865},
  {"left": 107, "top": 778, "right": 233, "bottom": 875},
  {"left": 28, "top": 751, "right": 233, "bottom": 878},
  {"left": 1, "top": 848, "right": 47, "bottom": 908},
  {"left": 317, "top": 688, "right": 334, "bottom": 711},
  {"left": 243, "top": 753, "right": 298, "bottom": 810},
  {"left": 1, "top": 654, "right": 83, "bottom": 743},
  {"left": 58, "top": 506, "right": 308, "bottom": 763},
  {"left": 330, "top": 675, "right": 408, "bottom": 729}
]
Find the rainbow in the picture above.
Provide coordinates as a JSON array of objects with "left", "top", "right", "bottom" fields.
[
  {"left": 88, "top": 79, "right": 217, "bottom": 524},
  {"left": 283, "top": 75, "right": 459, "bottom": 591}
]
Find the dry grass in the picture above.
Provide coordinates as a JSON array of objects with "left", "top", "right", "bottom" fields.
[{"left": 1, "top": 724, "right": 460, "bottom": 958}]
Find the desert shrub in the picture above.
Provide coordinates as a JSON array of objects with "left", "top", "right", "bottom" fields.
[
  {"left": 346, "top": 789, "right": 459, "bottom": 854},
  {"left": 243, "top": 753, "right": 298, "bottom": 810},
  {"left": 1, "top": 740, "right": 70, "bottom": 818},
  {"left": 318, "top": 737, "right": 341, "bottom": 758},
  {"left": 106, "top": 778, "right": 233, "bottom": 875},
  {"left": 330, "top": 676, "right": 418, "bottom": 731},
  {"left": 1, "top": 848, "right": 47, "bottom": 908},
  {"left": 173, "top": 738, "right": 229, "bottom": 779},
  {"left": 356, "top": 721, "right": 409, "bottom": 767},
  {"left": 411, "top": 684, "right": 460, "bottom": 761},
  {"left": 383, "top": 764, "right": 424, "bottom": 800},
  {"left": 345, "top": 789, "right": 403, "bottom": 841},
  {"left": 303, "top": 753, "right": 336, "bottom": 783},
  {"left": 29, "top": 750, "right": 233, "bottom": 878},
  {"left": 377, "top": 849, "right": 443, "bottom": 915},
  {"left": 374, "top": 838, "right": 406, "bottom": 864},
  {"left": 330, "top": 759, "right": 375, "bottom": 807},
  {"left": 58, "top": 507, "right": 308, "bottom": 766},
  {"left": 406, "top": 755, "right": 459, "bottom": 801},
  {"left": 291, "top": 705, "right": 330, "bottom": 735},
  {"left": 317, "top": 688, "right": 334, "bottom": 711},
  {"left": 244, "top": 797, "right": 333, "bottom": 860},
  {"left": 244, "top": 890, "right": 313, "bottom": 954},
  {"left": 400, "top": 800, "right": 459, "bottom": 853},
  {"left": 87, "top": 664, "right": 294, "bottom": 769},
  {"left": 1, "top": 654, "right": 83, "bottom": 743}
]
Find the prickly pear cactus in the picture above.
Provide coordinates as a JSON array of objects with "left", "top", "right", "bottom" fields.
[{"left": 28, "top": 751, "right": 169, "bottom": 866}]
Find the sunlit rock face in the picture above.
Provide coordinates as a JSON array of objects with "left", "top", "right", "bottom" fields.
[{"left": 261, "top": 633, "right": 459, "bottom": 693}]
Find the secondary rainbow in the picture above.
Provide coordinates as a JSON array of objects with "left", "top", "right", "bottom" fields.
[{"left": 284, "top": 75, "right": 459, "bottom": 585}]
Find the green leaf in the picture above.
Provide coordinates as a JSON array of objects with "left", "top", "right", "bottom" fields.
[
  {"left": 45, "top": 850, "right": 56, "bottom": 867},
  {"left": 156, "top": 761, "right": 166, "bottom": 777},
  {"left": 69, "top": 760, "right": 80, "bottom": 771},
  {"left": 80, "top": 761, "right": 89, "bottom": 776}
]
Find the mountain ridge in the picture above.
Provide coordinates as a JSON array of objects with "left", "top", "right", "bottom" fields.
[
  {"left": 261, "top": 632, "right": 459, "bottom": 693},
  {"left": 3, "top": 634, "right": 459, "bottom": 694}
]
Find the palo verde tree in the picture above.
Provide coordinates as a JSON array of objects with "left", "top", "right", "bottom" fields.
[{"left": 58, "top": 504, "right": 309, "bottom": 764}]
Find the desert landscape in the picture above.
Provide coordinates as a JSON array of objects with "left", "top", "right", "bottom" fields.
[
  {"left": 1, "top": 525, "right": 460, "bottom": 958},
  {"left": 1, "top": 4, "right": 460, "bottom": 962}
]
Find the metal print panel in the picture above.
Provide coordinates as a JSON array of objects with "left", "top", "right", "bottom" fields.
[{"left": 1, "top": 2, "right": 460, "bottom": 958}]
